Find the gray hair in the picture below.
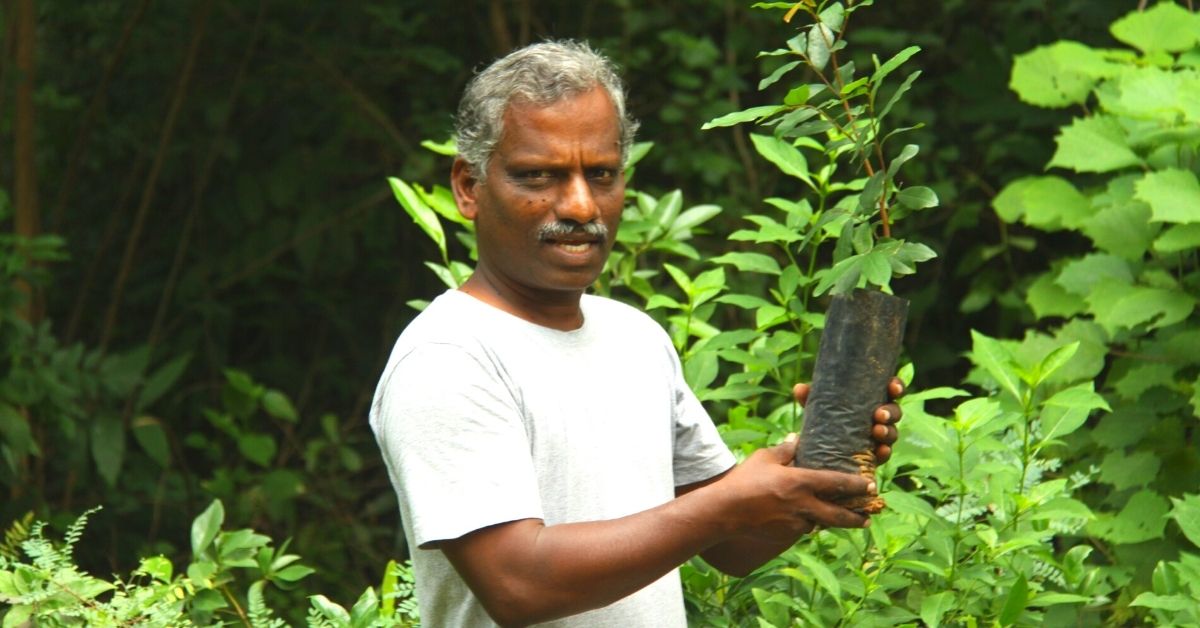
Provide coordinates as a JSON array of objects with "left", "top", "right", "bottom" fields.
[{"left": 455, "top": 39, "right": 639, "bottom": 179}]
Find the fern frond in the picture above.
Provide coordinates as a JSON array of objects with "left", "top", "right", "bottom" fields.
[{"left": 0, "top": 512, "right": 34, "bottom": 561}]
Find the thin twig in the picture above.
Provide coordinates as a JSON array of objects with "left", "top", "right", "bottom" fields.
[{"left": 99, "top": 0, "right": 213, "bottom": 351}]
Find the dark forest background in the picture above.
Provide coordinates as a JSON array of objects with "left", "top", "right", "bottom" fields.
[{"left": 0, "top": 0, "right": 1152, "bottom": 607}]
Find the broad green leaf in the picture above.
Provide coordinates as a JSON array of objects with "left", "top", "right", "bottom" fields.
[
  {"left": 380, "top": 560, "right": 398, "bottom": 618},
  {"left": 1110, "top": 1, "right": 1200, "bottom": 53},
  {"left": 895, "top": 186, "right": 938, "bottom": 210},
  {"left": 814, "top": 254, "right": 864, "bottom": 296},
  {"left": 1087, "top": 489, "right": 1169, "bottom": 544},
  {"left": 651, "top": 190, "right": 683, "bottom": 229},
  {"left": 885, "top": 144, "right": 919, "bottom": 179},
  {"left": 1100, "top": 450, "right": 1162, "bottom": 491},
  {"left": 692, "top": 268, "right": 726, "bottom": 306},
  {"left": 715, "top": 293, "right": 772, "bottom": 309},
  {"left": 1086, "top": 283, "right": 1196, "bottom": 334},
  {"left": 1135, "top": 168, "right": 1200, "bottom": 224},
  {"left": 1035, "top": 342, "right": 1079, "bottom": 386},
  {"left": 191, "top": 500, "right": 225, "bottom": 556},
  {"left": 760, "top": 62, "right": 801, "bottom": 90},
  {"left": 794, "top": 551, "right": 841, "bottom": 598},
  {"left": 646, "top": 294, "right": 683, "bottom": 310},
  {"left": 807, "top": 23, "right": 834, "bottom": 71},
  {"left": 420, "top": 137, "right": 456, "bottom": 156},
  {"left": 879, "top": 70, "right": 920, "bottom": 121},
  {"left": 136, "top": 556, "right": 174, "bottom": 582},
  {"left": 970, "top": 331, "right": 1024, "bottom": 402},
  {"left": 663, "top": 263, "right": 693, "bottom": 295},
  {"left": 238, "top": 432, "right": 277, "bottom": 467},
  {"left": 276, "top": 564, "right": 316, "bottom": 582},
  {"left": 999, "top": 573, "right": 1029, "bottom": 625},
  {"left": 861, "top": 251, "right": 892, "bottom": 287},
  {"left": 750, "top": 134, "right": 812, "bottom": 184},
  {"left": 711, "top": 252, "right": 782, "bottom": 275},
  {"left": 1010, "top": 41, "right": 1115, "bottom": 107},
  {"left": 0, "top": 402, "right": 38, "bottom": 459},
  {"left": 1104, "top": 66, "right": 1192, "bottom": 123},
  {"left": 1169, "top": 493, "right": 1200, "bottom": 548},
  {"left": 1083, "top": 194, "right": 1157, "bottom": 260},
  {"left": 993, "top": 176, "right": 1090, "bottom": 230},
  {"left": 1026, "top": 273, "right": 1086, "bottom": 319},
  {"left": 784, "top": 84, "right": 810, "bottom": 105},
  {"left": 1055, "top": 254, "right": 1133, "bottom": 296},
  {"left": 1048, "top": 116, "right": 1142, "bottom": 173},
  {"left": 920, "top": 591, "right": 954, "bottom": 627},
  {"left": 1040, "top": 383, "right": 1106, "bottom": 441},
  {"left": 1112, "top": 362, "right": 1176, "bottom": 400},
  {"left": 91, "top": 414, "right": 125, "bottom": 487},
  {"left": 1154, "top": 224, "right": 1200, "bottom": 253},
  {"left": 389, "top": 177, "right": 446, "bottom": 255},
  {"left": 262, "top": 389, "right": 298, "bottom": 422},
  {"left": 131, "top": 416, "right": 170, "bottom": 467},
  {"left": 857, "top": 171, "right": 886, "bottom": 214}
]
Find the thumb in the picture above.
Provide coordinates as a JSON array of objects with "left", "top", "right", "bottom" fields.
[{"left": 765, "top": 432, "right": 800, "bottom": 464}]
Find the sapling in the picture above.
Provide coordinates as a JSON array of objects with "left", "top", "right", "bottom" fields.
[{"left": 705, "top": 0, "right": 938, "bottom": 512}]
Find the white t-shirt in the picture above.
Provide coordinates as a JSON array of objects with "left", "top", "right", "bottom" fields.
[{"left": 370, "top": 290, "right": 735, "bottom": 627}]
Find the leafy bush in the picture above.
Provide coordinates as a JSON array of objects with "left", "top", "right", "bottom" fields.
[{"left": 0, "top": 500, "right": 419, "bottom": 627}]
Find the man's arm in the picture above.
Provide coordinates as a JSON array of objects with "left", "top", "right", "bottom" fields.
[{"left": 439, "top": 442, "right": 872, "bottom": 628}]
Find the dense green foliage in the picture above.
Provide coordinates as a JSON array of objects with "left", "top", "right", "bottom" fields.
[{"left": 2, "top": 0, "right": 1199, "bottom": 625}]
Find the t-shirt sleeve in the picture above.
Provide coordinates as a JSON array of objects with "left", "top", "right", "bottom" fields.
[
  {"left": 372, "top": 342, "right": 543, "bottom": 548},
  {"left": 667, "top": 345, "right": 736, "bottom": 487}
]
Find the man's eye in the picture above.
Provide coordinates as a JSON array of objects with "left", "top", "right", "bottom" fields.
[
  {"left": 587, "top": 168, "right": 617, "bottom": 181},
  {"left": 520, "top": 170, "right": 555, "bottom": 180}
]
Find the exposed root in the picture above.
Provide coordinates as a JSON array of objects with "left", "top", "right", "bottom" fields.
[{"left": 837, "top": 449, "right": 886, "bottom": 515}]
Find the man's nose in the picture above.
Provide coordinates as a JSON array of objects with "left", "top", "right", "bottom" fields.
[{"left": 556, "top": 173, "right": 601, "bottom": 224}]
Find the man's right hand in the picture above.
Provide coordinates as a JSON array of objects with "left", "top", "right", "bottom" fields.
[{"left": 712, "top": 432, "right": 873, "bottom": 544}]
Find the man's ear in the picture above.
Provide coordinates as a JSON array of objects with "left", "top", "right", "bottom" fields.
[{"left": 451, "top": 158, "right": 479, "bottom": 221}]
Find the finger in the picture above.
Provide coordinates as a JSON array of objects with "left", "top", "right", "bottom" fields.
[
  {"left": 764, "top": 432, "right": 800, "bottom": 464},
  {"left": 796, "top": 468, "right": 872, "bottom": 498},
  {"left": 871, "top": 423, "right": 898, "bottom": 445},
  {"left": 875, "top": 443, "right": 893, "bottom": 463},
  {"left": 888, "top": 377, "right": 905, "bottom": 400},
  {"left": 874, "top": 403, "right": 902, "bottom": 425},
  {"left": 801, "top": 501, "right": 869, "bottom": 529},
  {"left": 792, "top": 383, "right": 810, "bottom": 407}
]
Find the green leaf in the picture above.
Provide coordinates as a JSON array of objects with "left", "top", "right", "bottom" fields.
[
  {"left": 136, "top": 556, "right": 174, "bottom": 582},
  {"left": 191, "top": 500, "right": 225, "bottom": 556},
  {"left": 1086, "top": 283, "right": 1196, "bottom": 334},
  {"left": 750, "top": 134, "right": 812, "bottom": 184},
  {"left": 310, "top": 594, "right": 352, "bottom": 623},
  {"left": 1036, "top": 342, "right": 1079, "bottom": 386},
  {"left": 262, "top": 390, "right": 298, "bottom": 423},
  {"left": 663, "top": 263, "right": 693, "bottom": 295},
  {"left": 711, "top": 252, "right": 782, "bottom": 275},
  {"left": 861, "top": 251, "right": 892, "bottom": 287},
  {"left": 970, "top": 331, "right": 1024, "bottom": 402},
  {"left": 1130, "top": 592, "right": 1196, "bottom": 612},
  {"left": 1100, "top": 450, "right": 1162, "bottom": 491},
  {"left": 702, "top": 105, "right": 783, "bottom": 129},
  {"left": 645, "top": 294, "right": 684, "bottom": 311},
  {"left": 1040, "top": 383, "right": 1108, "bottom": 441},
  {"left": 0, "top": 402, "right": 38, "bottom": 459},
  {"left": 1010, "top": 41, "right": 1114, "bottom": 107},
  {"left": 1026, "top": 273, "right": 1086, "bottom": 319},
  {"left": 999, "top": 573, "right": 1029, "bottom": 626},
  {"left": 895, "top": 186, "right": 938, "bottom": 210},
  {"left": 420, "top": 137, "right": 456, "bottom": 156},
  {"left": 131, "top": 416, "right": 170, "bottom": 467},
  {"left": 1135, "top": 168, "right": 1200, "bottom": 224},
  {"left": 238, "top": 432, "right": 277, "bottom": 467},
  {"left": 885, "top": 144, "right": 919, "bottom": 179},
  {"left": 879, "top": 70, "right": 920, "bottom": 121},
  {"left": 783, "top": 84, "right": 810, "bottom": 105},
  {"left": 1083, "top": 192, "right": 1157, "bottom": 260},
  {"left": 1154, "top": 224, "right": 1200, "bottom": 253},
  {"left": 1049, "top": 116, "right": 1142, "bottom": 173},
  {"left": 651, "top": 190, "right": 683, "bottom": 230},
  {"left": 136, "top": 353, "right": 191, "bottom": 412},
  {"left": 389, "top": 177, "right": 446, "bottom": 256},
  {"left": 1110, "top": 2, "right": 1200, "bottom": 53},
  {"left": 807, "top": 23, "right": 834, "bottom": 71},
  {"left": 993, "top": 176, "right": 1091, "bottom": 230},
  {"left": 1169, "top": 493, "right": 1200, "bottom": 548},
  {"left": 1088, "top": 489, "right": 1170, "bottom": 544},
  {"left": 1055, "top": 254, "right": 1133, "bottom": 296},
  {"left": 91, "top": 414, "right": 125, "bottom": 487},
  {"left": 872, "top": 46, "right": 921, "bottom": 93},
  {"left": 668, "top": 204, "right": 722, "bottom": 237},
  {"left": 1112, "top": 362, "right": 1176, "bottom": 400},
  {"left": 919, "top": 591, "right": 954, "bottom": 626},
  {"left": 275, "top": 564, "right": 316, "bottom": 582}
]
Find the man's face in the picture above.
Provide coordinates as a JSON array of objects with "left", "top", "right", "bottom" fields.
[{"left": 452, "top": 87, "right": 625, "bottom": 301}]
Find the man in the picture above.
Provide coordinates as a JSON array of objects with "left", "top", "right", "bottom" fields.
[{"left": 370, "top": 40, "right": 901, "bottom": 627}]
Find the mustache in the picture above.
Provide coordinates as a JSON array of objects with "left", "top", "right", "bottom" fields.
[{"left": 537, "top": 220, "right": 609, "bottom": 242}]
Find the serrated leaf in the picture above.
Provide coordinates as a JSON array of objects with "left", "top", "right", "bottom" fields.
[
  {"left": 1049, "top": 116, "right": 1142, "bottom": 173},
  {"left": 1135, "top": 168, "right": 1200, "bottom": 224},
  {"left": 1088, "top": 489, "right": 1169, "bottom": 544},
  {"left": 1100, "top": 450, "right": 1161, "bottom": 491},
  {"left": 1110, "top": 2, "right": 1200, "bottom": 53},
  {"left": 993, "top": 176, "right": 1091, "bottom": 230},
  {"left": 1083, "top": 193, "right": 1157, "bottom": 259},
  {"left": 1169, "top": 493, "right": 1200, "bottom": 548},
  {"left": 1026, "top": 273, "right": 1086, "bottom": 319},
  {"left": 1010, "top": 41, "right": 1114, "bottom": 107},
  {"left": 1154, "top": 224, "right": 1200, "bottom": 253},
  {"left": 1055, "top": 254, "right": 1133, "bottom": 296},
  {"left": 1086, "top": 283, "right": 1196, "bottom": 334}
]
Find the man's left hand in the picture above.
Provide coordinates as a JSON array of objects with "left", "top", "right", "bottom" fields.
[{"left": 792, "top": 376, "right": 903, "bottom": 463}]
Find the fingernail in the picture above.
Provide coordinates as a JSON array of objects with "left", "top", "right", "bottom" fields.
[
  {"left": 784, "top": 432, "right": 798, "bottom": 443},
  {"left": 867, "top": 482, "right": 877, "bottom": 494},
  {"left": 862, "top": 519, "right": 871, "bottom": 528},
  {"left": 880, "top": 409, "right": 891, "bottom": 421}
]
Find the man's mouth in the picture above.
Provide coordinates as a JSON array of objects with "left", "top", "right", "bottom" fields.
[{"left": 542, "top": 236, "right": 601, "bottom": 254}]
